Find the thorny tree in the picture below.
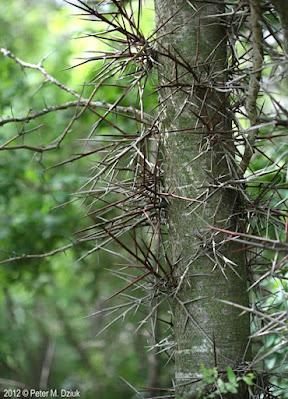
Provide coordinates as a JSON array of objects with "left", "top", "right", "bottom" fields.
[{"left": 1, "top": 0, "right": 288, "bottom": 398}]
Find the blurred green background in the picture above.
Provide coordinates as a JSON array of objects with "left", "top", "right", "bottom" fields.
[
  {"left": 0, "top": 1, "right": 167, "bottom": 398},
  {"left": 1, "top": 1, "right": 288, "bottom": 398}
]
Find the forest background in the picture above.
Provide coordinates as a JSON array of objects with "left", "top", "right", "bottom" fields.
[
  {"left": 0, "top": 0, "right": 288, "bottom": 398},
  {"left": 0, "top": 1, "right": 160, "bottom": 397}
]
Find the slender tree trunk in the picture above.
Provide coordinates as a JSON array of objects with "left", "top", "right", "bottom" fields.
[
  {"left": 155, "top": 1, "right": 250, "bottom": 398},
  {"left": 271, "top": 0, "right": 288, "bottom": 52}
]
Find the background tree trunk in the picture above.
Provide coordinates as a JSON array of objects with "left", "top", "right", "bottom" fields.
[
  {"left": 271, "top": 0, "right": 288, "bottom": 52},
  {"left": 155, "top": 1, "right": 251, "bottom": 397}
]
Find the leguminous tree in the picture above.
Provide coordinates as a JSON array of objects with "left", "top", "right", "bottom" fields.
[{"left": 1, "top": 0, "right": 288, "bottom": 397}]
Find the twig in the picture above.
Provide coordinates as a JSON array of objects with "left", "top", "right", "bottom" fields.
[
  {"left": 0, "top": 100, "right": 149, "bottom": 128},
  {"left": 1, "top": 47, "right": 79, "bottom": 98}
]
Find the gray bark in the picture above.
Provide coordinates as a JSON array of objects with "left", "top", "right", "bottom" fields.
[{"left": 155, "top": 1, "right": 250, "bottom": 398}]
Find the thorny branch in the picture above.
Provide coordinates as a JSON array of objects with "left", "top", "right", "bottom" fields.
[
  {"left": 0, "top": 47, "right": 79, "bottom": 98},
  {"left": 0, "top": 47, "right": 149, "bottom": 151}
]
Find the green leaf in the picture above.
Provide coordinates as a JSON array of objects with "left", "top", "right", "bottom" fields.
[
  {"left": 200, "top": 365, "right": 218, "bottom": 384},
  {"left": 242, "top": 373, "right": 255, "bottom": 386},
  {"left": 227, "top": 366, "right": 237, "bottom": 384},
  {"left": 217, "top": 378, "right": 228, "bottom": 394},
  {"left": 226, "top": 382, "right": 238, "bottom": 394}
]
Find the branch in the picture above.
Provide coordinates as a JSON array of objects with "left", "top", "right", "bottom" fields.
[
  {"left": 0, "top": 47, "right": 150, "bottom": 132},
  {"left": 0, "top": 243, "right": 74, "bottom": 264},
  {"left": 1, "top": 47, "right": 80, "bottom": 98},
  {"left": 0, "top": 100, "right": 148, "bottom": 128}
]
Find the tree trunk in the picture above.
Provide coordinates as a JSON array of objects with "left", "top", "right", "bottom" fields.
[
  {"left": 271, "top": 0, "right": 288, "bottom": 52},
  {"left": 155, "top": 1, "right": 250, "bottom": 398}
]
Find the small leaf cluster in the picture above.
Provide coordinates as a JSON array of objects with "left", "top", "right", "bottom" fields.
[{"left": 197, "top": 365, "right": 255, "bottom": 398}]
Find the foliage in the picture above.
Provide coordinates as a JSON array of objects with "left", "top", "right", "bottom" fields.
[
  {"left": 196, "top": 365, "right": 255, "bottom": 398},
  {"left": 0, "top": 1, "right": 158, "bottom": 398}
]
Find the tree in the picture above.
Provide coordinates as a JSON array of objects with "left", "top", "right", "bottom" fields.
[
  {"left": 1, "top": 0, "right": 288, "bottom": 398},
  {"left": 155, "top": 1, "right": 250, "bottom": 397}
]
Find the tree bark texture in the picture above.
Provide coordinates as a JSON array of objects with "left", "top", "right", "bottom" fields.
[
  {"left": 155, "top": 1, "right": 251, "bottom": 398},
  {"left": 271, "top": 0, "right": 288, "bottom": 52}
]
